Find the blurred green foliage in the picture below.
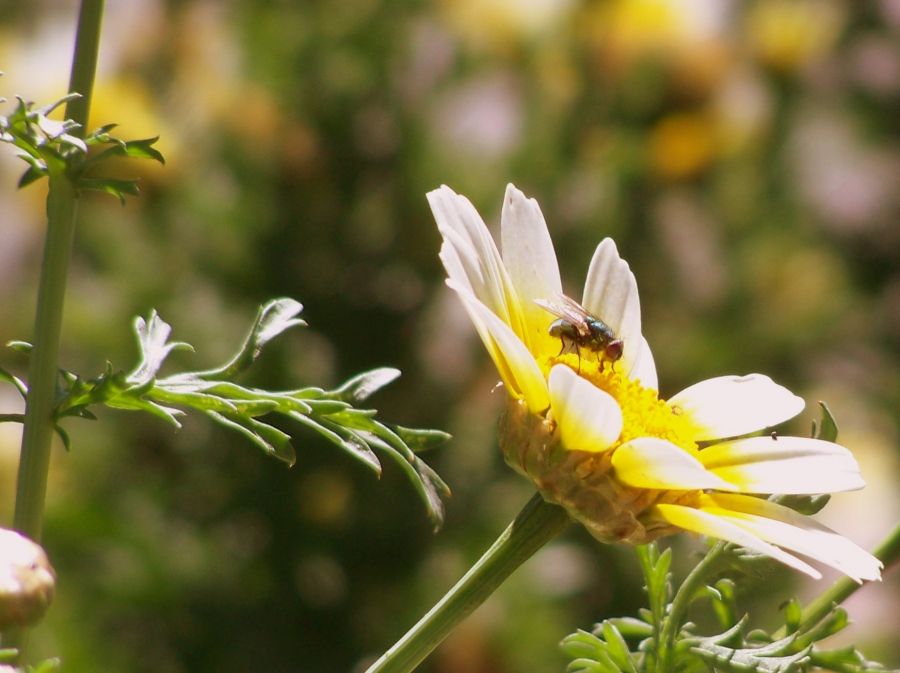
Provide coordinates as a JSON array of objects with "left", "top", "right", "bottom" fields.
[{"left": 0, "top": 1, "right": 898, "bottom": 672}]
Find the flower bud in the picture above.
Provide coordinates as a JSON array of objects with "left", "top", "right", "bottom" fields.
[{"left": 0, "top": 529, "right": 55, "bottom": 630}]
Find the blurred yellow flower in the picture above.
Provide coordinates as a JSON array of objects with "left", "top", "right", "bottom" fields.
[
  {"left": 429, "top": 184, "right": 882, "bottom": 582},
  {"left": 585, "top": 0, "right": 731, "bottom": 86},
  {"left": 440, "top": 0, "right": 575, "bottom": 52},
  {"left": 746, "top": 0, "right": 845, "bottom": 72},
  {"left": 649, "top": 112, "right": 717, "bottom": 179}
]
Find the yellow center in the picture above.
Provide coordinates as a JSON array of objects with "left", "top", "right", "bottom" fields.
[{"left": 543, "top": 352, "right": 700, "bottom": 453}]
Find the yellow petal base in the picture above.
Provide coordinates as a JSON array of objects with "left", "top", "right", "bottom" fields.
[{"left": 499, "top": 398, "right": 694, "bottom": 545}]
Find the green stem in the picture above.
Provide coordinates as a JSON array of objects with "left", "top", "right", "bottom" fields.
[
  {"left": 658, "top": 541, "right": 726, "bottom": 672},
  {"left": 364, "top": 493, "right": 570, "bottom": 673},
  {"left": 13, "top": 174, "right": 78, "bottom": 539},
  {"left": 64, "top": 0, "right": 104, "bottom": 133},
  {"left": 780, "top": 521, "right": 900, "bottom": 638},
  {"left": 13, "top": 0, "right": 104, "bottom": 542}
]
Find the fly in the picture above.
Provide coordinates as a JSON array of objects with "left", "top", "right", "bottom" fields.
[{"left": 534, "top": 293, "right": 624, "bottom": 366}]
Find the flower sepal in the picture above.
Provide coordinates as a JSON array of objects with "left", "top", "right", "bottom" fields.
[{"left": 499, "top": 398, "right": 679, "bottom": 545}]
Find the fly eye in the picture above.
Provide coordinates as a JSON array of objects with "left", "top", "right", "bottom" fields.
[{"left": 606, "top": 340, "right": 624, "bottom": 361}]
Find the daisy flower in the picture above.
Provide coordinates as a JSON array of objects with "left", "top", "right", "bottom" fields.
[{"left": 428, "top": 184, "right": 882, "bottom": 582}]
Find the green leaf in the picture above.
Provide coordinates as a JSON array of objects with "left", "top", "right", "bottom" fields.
[
  {"left": 782, "top": 598, "right": 802, "bottom": 634},
  {"left": 331, "top": 367, "right": 401, "bottom": 403},
  {"left": 88, "top": 135, "right": 165, "bottom": 164},
  {"left": 197, "top": 298, "right": 306, "bottom": 380},
  {"left": 289, "top": 411, "right": 381, "bottom": 474},
  {"left": 690, "top": 642, "right": 811, "bottom": 673},
  {"left": 128, "top": 311, "right": 193, "bottom": 385},
  {"left": 813, "top": 401, "right": 838, "bottom": 442},
  {"left": 54, "top": 424, "right": 72, "bottom": 452},
  {"left": 605, "top": 617, "right": 653, "bottom": 639},
  {"left": 388, "top": 425, "right": 452, "bottom": 453},
  {"left": 7, "top": 340, "right": 32, "bottom": 353},
  {"left": 28, "top": 657, "right": 62, "bottom": 673},
  {"left": 304, "top": 398, "right": 351, "bottom": 415},
  {"left": 810, "top": 645, "right": 883, "bottom": 672},
  {"left": 710, "top": 578, "right": 738, "bottom": 630},
  {"left": 104, "top": 395, "right": 184, "bottom": 428},
  {"left": 18, "top": 163, "right": 46, "bottom": 188},
  {"left": 207, "top": 411, "right": 296, "bottom": 466},
  {"left": 77, "top": 176, "right": 140, "bottom": 204},
  {"left": 0, "top": 366, "right": 27, "bottom": 397},
  {"left": 560, "top": 631, "right": 621, "bottom": 673},
  {"left": 601, "top": 622, "right": 637, "bottom": 673},
  {"left": 771, "top": 493, "right": 831, "bottom": 516}
]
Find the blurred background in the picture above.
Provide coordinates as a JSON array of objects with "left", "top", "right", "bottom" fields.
[{"left": 1, "top": 1, "right": 898, "bottom": 671}]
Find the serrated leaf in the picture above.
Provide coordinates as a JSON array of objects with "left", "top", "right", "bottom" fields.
[
  {"left": 84, "top": 122, "right": 118, "bottom": 143},
  {"left": 356, "top": 429, "right": 450, "bottom": 529},
  {"left": 78, "top": 176, "right": 141, "bottom": 203},
  {"left": 198, "top": 298, "right": 306, "bottom": 380},
  {"left": 34, "top": 92, "right": 79, "bottom": 117},
  {"left": 389, "top": 425, "right": 452, "bottom": 453},
  {"left": 115, "top": 136, "right": 165, "bottom": 163},
  {"left": 207, "top": 411, "right": 296, "bottom": 466},
  {"left": 104, "top": 395, "right": 184, "bottom": 427},
  {"left": 128, "top": 311, "right": 193, "bottom": 385},
  {"left": 87, "top": 135, "right": 165, "bottom": 166},
  {"left": 331, "top": 367, "right": 401, "bottom": 403},
  {"left": 410, "top": 454, "right": 449, "bottom": 530},
  {"left": 289, "top": 411, "right": 381, "bottom": 474},
  {"left": 193, "top": 382, "right": 313, "bottom": 415},
  {"left": 690, "top": 632, "right": 811, "bottom": 673}
]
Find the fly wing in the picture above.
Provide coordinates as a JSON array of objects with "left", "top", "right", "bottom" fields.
[{"left": 535, "top": 294, "right": 592, "bottom": 337}]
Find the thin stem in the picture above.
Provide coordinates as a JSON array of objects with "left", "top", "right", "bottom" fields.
[
  {"left": 13, "top": 0, "right": 104, "bottom": 542},
  {"left": 13, "top": 174, "right": 78, "bottom": 539},
  {"left": 364, "top": 493, "right": 570, "bottom": 673},
  {"left": 65, "top": 0, "right": 105, "bottom": 136},
  {"left": 657, "top": 541, "right": 726, "bottom": 672},
  {"left": 777, "top": 522, "right": 900, "bottom": 638}
]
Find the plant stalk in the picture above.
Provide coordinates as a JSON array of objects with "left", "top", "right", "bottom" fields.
[
  {"left": 364, "top": 493, "right": 570, "bottom": 673},
  {"left": 13, "top": 0, "right": 104, "bottom": 542},
  {"left": 778, "top": 522, "right": 900, "bottom": 638},
  {"left": 658, "top": 541, "right": 726, "bottom": 671}
]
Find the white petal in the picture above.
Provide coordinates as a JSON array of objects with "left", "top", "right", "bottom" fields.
[
  {"left": 500, "top": 185, "right": 563, "bottom": 353},
  {"left": 652, "top": 503, "right": 821, "bottom": 578},
  {"left": 698, "top": 436, "right": 864, "bottom": 494},
  {"left": 704, "top": 494, "right": 883, "bottom": 582},
  {"left": 668, "top": 374, "right": 805, "bottom": 441},
  {"left": 627, "top": 337, "right": 658, "bottom": 391},
  {"left": 429, "top": 186, "right": 523, "bottom": 333},
  {"left": 449, "top": 281, "right": 549, "bottom": 413},
  {"left": 612, "top": 438, "right": 736, "bottom": 490},
  {"left": 581, "top": 239, "right": 643, "bottom": 375},
  {"left": 548, "top": 365, "right": 622, "bottom": 452}
]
